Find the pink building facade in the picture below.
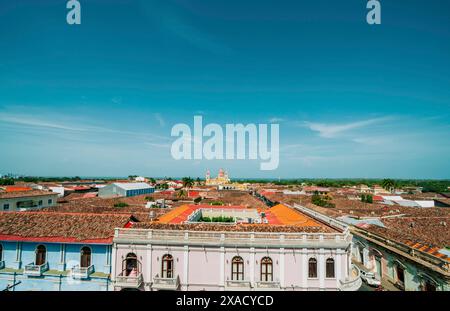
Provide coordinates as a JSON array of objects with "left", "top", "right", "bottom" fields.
[{"left": 112, "top": 225, "right": 362, "bottom": 291}]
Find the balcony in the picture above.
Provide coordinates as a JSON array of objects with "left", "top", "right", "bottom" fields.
[
  {"left": 24, "top": 262, "right": 49, "bottom": 276},
  {"left": 339, "top": 265, "right": 362, "bottom": 291},
  {"left": 255, "top": 281, "right": 281, "bottom": 290},
  {"left": 225, "top": 280, "right": 253, "bottom": 290},
  {"left": 152, "top": 275, "right": 180, "bottom": 291},
  {"left": 71, "top": 265, "right": 95, "bottom": 279},
  {"left": 114, "top": 271, "right": 144, "bottom": 289}
]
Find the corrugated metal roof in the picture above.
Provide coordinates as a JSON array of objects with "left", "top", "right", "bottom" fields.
[{"left": 113, "top": 182, "right": 153, "bottom": 190}]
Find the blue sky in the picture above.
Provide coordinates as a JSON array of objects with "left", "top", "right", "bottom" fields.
[{"left": 0, "top": 0, "right": 449, "bottom": 178}]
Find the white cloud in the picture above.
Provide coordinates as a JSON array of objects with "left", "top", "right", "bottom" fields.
[
  {"left": 302, "top": 117, "right": 392, "bottom": 138},
  {"left": 0, "top": 114, "right": 88, "bottom": 132}
]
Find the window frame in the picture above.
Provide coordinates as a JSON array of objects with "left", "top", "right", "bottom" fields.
[
  {"left": 308, "top": 257, "right": 318, "bottom": 279},
  {"left": 260, "top": 257, "right": 273, "bottom": 282},
  {"left": 161, "top": 254, "right": 174, "bottom": 279},
  {"left": 35, "top": 244, "right": 47, "bottom": 265},
  {"left": 80, "top": 246, "right": 92, "bottom": 268},
  {"left": 325, "top": 258, "right": 335, "bottom": 278},
  {"left": 231, "top": 256, "right": 245, "bottom": 281}
]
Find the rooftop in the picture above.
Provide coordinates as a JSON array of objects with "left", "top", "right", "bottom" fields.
[
  {"left": 0, "top": 190, "right": 58, "bottom": 199},
  {"left": 112, "top": 182, "right": 153, "bottom": 190},
  {"left": 258, "top": 191, "right": 450, "bottom": 259},
  {"left": 0, "top": 212, "right": 135, "bottom": 243},
  {"left": 152, "top": 203, "right": 337, "bottom": 233}
]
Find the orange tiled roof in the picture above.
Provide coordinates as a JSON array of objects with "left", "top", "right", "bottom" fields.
[{"left": 269, "top": 204, "right": 323, "bottom": 226}]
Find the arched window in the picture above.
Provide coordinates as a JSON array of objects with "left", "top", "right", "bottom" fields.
[
  {"left": 308, "top": 258, "right": 317, "bottom": 278},
  {"left": 260, "top": 257, "right": 273, "bottom": 282},
  {"left": 35, "top": 245, "right": 46, "bottom": 266},
  {"left": 80, "top": 246, "right": 92, "bottom": 268},
  {"left": 161, "top": 254, "right": 174, "bottom": 278},
  {"left": 123, "top": 252, "right": 140, "bottom": 277},
  {"left": 326, "top": 258, "right": 335, "bottom": 278},
  {"left": 359, "top": 246, "right": 365, "bottom": 265},
  {"left": 231, "top": 256, "right": 244, "bottom": 281},
  {"left": 395, "top": 262, "right": 405, "bottom": 287},
  {"left": 420, "top": 276, "right": 437, "bottom": 291}
]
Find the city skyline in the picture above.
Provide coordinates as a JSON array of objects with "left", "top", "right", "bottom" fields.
[{"left": 1, "top": 0, "right": 449, "bottom": 178}]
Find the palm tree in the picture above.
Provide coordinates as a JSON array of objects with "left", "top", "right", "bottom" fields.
[
  {"left": 177, "top": 189, "right": 187, "bottom": 198},
  {"left": 182, "top": 177, "right": 194, "bottom": 189},
  {"left": 381, "top": 179, "right": 396, "bottom": 193}
]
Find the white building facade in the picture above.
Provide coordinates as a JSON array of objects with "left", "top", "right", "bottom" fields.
[{"left": 112, "top": 226, "right": 361, "bottom": 291}]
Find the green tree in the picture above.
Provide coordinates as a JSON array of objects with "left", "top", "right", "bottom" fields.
[
  {"left": 182, "top": 177, "right": 194, "bottom": 188},
  {"left": 177, "top": 189, "right": 187, "bottom": 198},
  {"left": 193, "top": 197, "right": 202, "bottom": 204},
  {"left": 0, "top": 178, "right": 14, "bottom": 185},
  {"left": 381, "top": 179, "right": 396, "bottom": 193}
]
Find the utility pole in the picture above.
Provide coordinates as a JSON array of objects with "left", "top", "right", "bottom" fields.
[{"left": 3, "top": 272, "right": 21, "bottom": 291}]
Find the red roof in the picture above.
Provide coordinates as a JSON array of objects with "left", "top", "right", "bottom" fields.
[
  {"left": 5, "top": 186, "right": 33, "bottom": 192},
  {"left": 188, "top": 191, "right": 200, "bottom": 198},
  {"left": 0, "top": 234, "right": 113, "bottom": 244}
]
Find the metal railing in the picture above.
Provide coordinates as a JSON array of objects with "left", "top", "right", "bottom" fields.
[
  {"left": 71, "top": 265, "right": 95, "bottom": 279},
  {"left": 24, "top": 262, "right": 49, "bottom": 276}
]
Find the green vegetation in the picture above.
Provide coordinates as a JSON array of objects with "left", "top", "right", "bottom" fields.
[
  {"left": 193, "top": 197, "right": 202, "bottom": 203},
  {"left": 182, "top": 177, "right": 194, "bottom": 188},
  {"left": 0, "top": 178, "right": 14, "bottom": 185},
  {"left": 381, "top": 179, "right": 396, "bottom": 192},
  {"left": 234, "top": 178, "right": 450, "bottom": 193},
  {"left": 199, "top": 216, "right": 235, "bottom": 223},
  {"left": 156, "top": 183, "right": 169, "bottom": 190},
  {"left": 361, "top": 194, "right": 373, "bottom": 204},
  {"left": 177, "top": 190, "right": 187, "bottom": 198},
  {"left": 13, "top": 176, "right": 82, "bottom": 183},
  {"left": 311, "top": 192, "right": 335, "bottom": 208},
  {"left": 210, "top": 201, "right": 224, "bottom": 206},
  {"left": 145, "top": 196, "right": 154, "bottom": 201},
  {"left": 114, "top": 202, "right": 129, "bottom": 208}
]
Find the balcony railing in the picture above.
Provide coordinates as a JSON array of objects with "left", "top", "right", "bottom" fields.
[
  {"left": 225, "top": 280, "right": 253, "bottom": 290},
  {"left": 114, "top": 271, "right": 143, "bottom": 289},
  {"left": 255, "top": 281, "right": 281, "bottom": 289},
  {"left": 24, "top": 262, "right": 49, "bottom": 276},
  {"left": 339, "top": 265, "right": 362, "bottom": 291},
  {"left": 0, "top": 260, "right": 4, "bottom": 269},
  {"left": 71, "top": 265, "right": 95, "bottom": 279},
  {"left": 152, "top": 275, "right": 180, "bottom": 290},
  {"left": 114, "top": 227, "right": 351, "bottom": 249}
]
